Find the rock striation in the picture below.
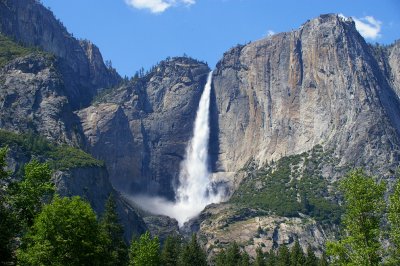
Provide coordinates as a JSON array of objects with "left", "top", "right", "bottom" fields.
[
  {"left": 211, "top": 14, "right": 400, "bottom": 182},
  {"left": 78, "top": 57, "right": 210, "bottom": 198},
  {"left": 0, "top": 0, "right": 121, "bottom": 109}
]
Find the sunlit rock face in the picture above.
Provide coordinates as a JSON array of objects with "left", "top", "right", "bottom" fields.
[
  {"left": 78, "top": 57, "right": 210, "bottom": 199},
  {"left": 212, "top": 14, "right": 400, "bottom": 181}
]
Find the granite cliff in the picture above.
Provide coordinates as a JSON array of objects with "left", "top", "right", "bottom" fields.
[{"left": 1, "top": 0, "right": 400, "bottom": 257}]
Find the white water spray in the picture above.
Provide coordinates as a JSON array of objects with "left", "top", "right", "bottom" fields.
[{"left": 131, "top": 72, "right": 223, "bottom": 226}]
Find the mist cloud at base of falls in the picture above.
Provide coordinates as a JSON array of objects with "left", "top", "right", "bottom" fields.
[{"left": 130, "top": 72, "right": 225, "bottom": 226}]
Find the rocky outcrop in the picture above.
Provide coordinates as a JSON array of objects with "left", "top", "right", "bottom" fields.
[
  {"left": 78, "top": 57, "right": 210, "bottom": 198},
  {"left": 388, "top": 41, "right": 400, "bottom": 97},
  {"left": 212, "top": 14, "right": 400, "bottom": 182},
  {"left": 0, "top": 0, "right": 121, "bottom": 108},
  {"left": 0, "top": 53, "right": 83, "bottom": 145},
  {"left": 54, "top": 166, "right": 147, "bottom": 241},
  {"left": 143, "top": 215, "right": 180, "bottom": 243},
  {"left": 196, "top": 204, "right": 332, "bottom": 259}
]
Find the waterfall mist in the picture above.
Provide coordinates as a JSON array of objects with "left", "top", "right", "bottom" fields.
[{"left": 131, "top": 72, "right": 224, "bottom": 226}]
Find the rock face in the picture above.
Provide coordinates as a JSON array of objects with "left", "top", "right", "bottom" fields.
[
  {"left": 212, "top": 14, "right": 400, "bottom": 181},
  {"left": 54, "top": 166, "right": 147, "bottom": 241},
  {"left": 195, "top": 204, "right": 331, "bottom": 259},
  {"left": 78, "top": 57, "right": 210, "bottom": 198},
  {"left": 0, "top": 53, "right": 83, "bottom": 145},
  {"left": 0, "top": 0, "right": 121, "bottom": 108}
]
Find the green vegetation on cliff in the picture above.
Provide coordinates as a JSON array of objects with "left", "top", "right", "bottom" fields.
[
  {"left": 0, "top": 129, "right": 104, "bottom": 170},
  {"left": 0, "top": 33, "right": 50, "bottom": 68},
  {"left": 230, "top": 145, "right": 341, "bottom": 223}
]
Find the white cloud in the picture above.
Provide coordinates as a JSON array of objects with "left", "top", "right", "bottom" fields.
[
  {"left": 124, "top": 0, "right": 195, "bottom": 13},
  {"left": 352, "top": 15, "right": 382, "bottom": 40},
  {"left": 267, "top": 30, "right": 275, "bottom": 37}
]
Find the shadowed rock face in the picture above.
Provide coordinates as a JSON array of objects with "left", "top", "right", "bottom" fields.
[
  {"left": 0, "top": 0, "right": 121, "bottom": 109},
  {"left": 0, "top": 54, "right": 84, "bottom": 145},
  {"left": 212, "top": 14, "right": 400, "bottom": 181},
  {"left": 78, "top": 57, "right": 210, "bottom": 199}
]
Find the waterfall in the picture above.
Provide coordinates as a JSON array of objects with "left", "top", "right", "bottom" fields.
[
  {"left": 173, "top": 71, "right": 222, "bottom": 224},
  {"left": 130, "top": 71, "right": 223, "bottom": 226}
]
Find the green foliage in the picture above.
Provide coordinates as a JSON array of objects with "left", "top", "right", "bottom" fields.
[
  {"left": 255, "top": 247, "right": 266, "bottom": 266},
  {"left": 276, "top": 245, "right": 290, "bottom": 266},
  {"left": 178, "top": 234, "right": 207, "bottom": 266},
  {"left": 100, "top": 194, "right": 128, "bottom": 266},
  {"left": 161, "top": 235, "right": 181, "bottom": 266},
  {"left": 265, "top": 250, "right": 276, "bottom": 266},
  {"left": 240, "top": 251, "right": 251, "bottom": 266},
  {"left": 326, "top": 169, "right": 385, "bottom": 266},
  {"left": 0, "top": 203, "right": 16, "bottom": 266},
  {"left": 17, "top": 195, "right": 107, "bottom": 266},
  {"left": 215, "top": 250, "right": 227, "bottom": 266},
  {"left": 215, "top": 243, "right": 251, "bottom": 266},
  {"left": 388, "top": 180, "right": 400, "bottom": 264},
  {"left": 129, "top": 231, "right": 160, "bottom": 266},
  {"left": 48, "top": 145, "right": 104, "bottom": 170},
  {"left": 290, "top": 240, "right": 306, "bottom": 266},
  {"left": 230, "top": 145, "right": 341, "bottom": 223},
  {"left": 9, "top": 160, "right": 54, "bottom": 228},
  {"left": 0, "top": 146, "right": 17, "bottom": 266},
  {"left": 305, "top": 245, "right": 318, "bottom": 266},
  {"left": 225, "top": 242, "right": 242, "bottom": 265},
  {"left": 0, "top": 129, "right": 103, "bottom": 170},
  {"left": 0, "top": 34, "right": 35, "bottom": 68}
]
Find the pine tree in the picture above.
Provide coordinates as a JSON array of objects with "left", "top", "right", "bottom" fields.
[
  {"left": 290, "top": 239, "right": 305, "bottom": 266},
  {"left": 178, "top": 234, "right": 207, "bottom": 266},
  {"left": 304, "top": 244, "right": 318, "bottom": 266},
  {"left": 100, "top": 194, "right": 128, "bottom": 266},
  {"left": 255, "top": 247, "right": 266, "bottom": 266},
  {"left": 326, "top": 169, "right": 385, "bottom": 265},
  {"left": 215, "top": 250, "right": 227, "bottom": 266},
  {"left": 129, "top": 231, "right": 160, "bottom": 266},
  {"left": 161, "top": 235, "right": 181, "bottom": 266},
  {"left": 0, "top": 146, "right": 17, "bottom": 266},
  {"left": 266, "top": 250, "right": 277, "bottom": 266},
  {"left": 239, "top": 251, "right": 251, "bottom": 266},
  {"left": 277, "top": 245, "right": 290, "bottom": 266},
  {"left": 226, "top": 241, "right": 242, "bottom": 265},
  {"left": 388, "top": 180, "right": 400, "bottom": 264}
]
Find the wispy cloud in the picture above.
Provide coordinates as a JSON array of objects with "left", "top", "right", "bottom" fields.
[
  {"left": 267, "top": 30, "right": 275, "bottom": 37},
  {"left": 352, "top": 16, "right": 382, "bottom": 40},
  {"left": 124, "top": 0, "right": 195, "bottom": 13}
]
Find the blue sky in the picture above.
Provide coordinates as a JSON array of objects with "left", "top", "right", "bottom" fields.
[{"left": 41, "top": 0, "right": 400, "bottom": 77}]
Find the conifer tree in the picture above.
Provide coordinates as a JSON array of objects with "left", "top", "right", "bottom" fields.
[
  {"left": 215, "top": 249, "right": 227, "bottom": 266},
  {"left": 266, "top": 250, "right": 276, "bottom": 266},
  {"left": 255, "top": 247, "right": 266, "bottom": 266},
  {"left": 290, "top": 239, "right": 305, "bottom": 266},
  {"left": 178, "top": 234, "right": 207, "bottom": 266},
  {"left": 100, "top": 194, "right": 128, "bottom": 266},
  {"left": 239, "top": 251, "right": 251, "bottom": 266},
  {"left": 0, "top": 146, "right": 16, "bottom": 266},
  {"left": 388, "top": 180, "right": 400, "bottom": 264},
  {"left": 226, "top": 241, "right": 242, "bottom": 265},
  {"left": 161, "top": 235, "right": 181, "bottom": 266},
  {"left": 277, "top": 245, "right": 290, "bottom": 266},
  {"left": 305, "top": 244, "right": 318, "bottom": 266}
]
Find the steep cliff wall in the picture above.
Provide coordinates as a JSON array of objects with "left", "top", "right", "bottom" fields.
[
  {"left": 212, "top": 14, "right": 400, "bottom": 181},
  {"left": 78, "top": 57, "right": 210, "bottom": 199},
  {"left": 0, "top": 52, "right": 84, "bottom": 145},
  {"left": 0, "top": 0, "right": 121, "bottom": 108}
]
